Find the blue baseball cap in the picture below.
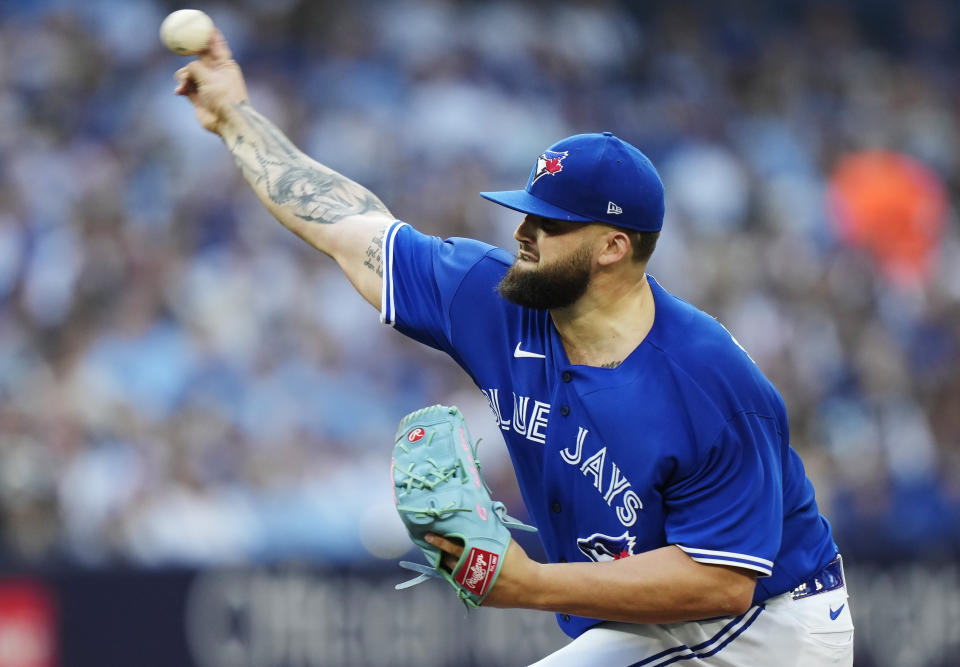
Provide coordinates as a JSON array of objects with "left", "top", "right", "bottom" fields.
[{"left": 480, "top": 132, "right": 665, "bottom": 232}]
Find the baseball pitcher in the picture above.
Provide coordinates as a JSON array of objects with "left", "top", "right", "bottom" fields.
[{"left": 174, "top": 30, "right": 854, "bottom": 666}]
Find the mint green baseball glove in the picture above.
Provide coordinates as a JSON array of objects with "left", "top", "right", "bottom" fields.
[{"left": 392, "top": 405, "right": 536, "bottom": 607}]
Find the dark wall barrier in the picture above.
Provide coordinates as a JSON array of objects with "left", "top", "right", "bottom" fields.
[
  {"left": 43, "top": 567, "right": 568, "bottom": 667},
  {"left": 2, "top": 559, "right": 956, "bottom": 667},
  {"left": 182, "top": 568, "right": 567, "bottom": 667},
  {"left": 845, "top": 562, "right": 960, "bottom": 667}
]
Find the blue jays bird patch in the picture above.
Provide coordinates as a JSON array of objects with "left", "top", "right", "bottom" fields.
[{"left": 577, "top": 531, "right": 638, "bottom": 562}]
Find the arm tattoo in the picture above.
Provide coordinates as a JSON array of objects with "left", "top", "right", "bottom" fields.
[
  {"left": 363, "top": 228, "right": 385, "bottom": 277},
  {"left": 225, "top": 102, "right": 391, "bottom": 225}
]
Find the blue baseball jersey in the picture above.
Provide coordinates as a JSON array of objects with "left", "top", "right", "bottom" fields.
[{"left": 380, "top": 221, "right": 838, "bottom": 638}]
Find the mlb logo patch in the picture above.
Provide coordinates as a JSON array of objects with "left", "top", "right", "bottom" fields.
[{"left": 531, "top": 150, "right": 568, "bottom": 184}]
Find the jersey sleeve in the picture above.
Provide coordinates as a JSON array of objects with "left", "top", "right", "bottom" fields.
[
  {"left": 379, "top": 221, "right": 512, "bottom": 355},
  {"left": 663, "top": 411, "right": 783, "bottom": 577}
]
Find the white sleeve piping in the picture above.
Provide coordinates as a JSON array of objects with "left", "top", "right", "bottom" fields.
[
  {"left": 678, "top": 545, "right": 774, "bottom": 576},
  {"left": 379, "top": 221, "right": 407, "bottom": 326}
]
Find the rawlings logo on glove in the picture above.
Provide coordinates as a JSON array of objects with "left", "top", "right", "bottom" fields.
[
  {"left": 457, "top": 547, "right": 498, "bottom": 596},
  {"left": 392, "top": 405, "right": 536, "bottom": 607}
]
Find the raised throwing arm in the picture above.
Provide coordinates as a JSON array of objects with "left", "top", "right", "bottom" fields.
[{"left": 174, "top": 31, "right": 394, "bottom": 307}]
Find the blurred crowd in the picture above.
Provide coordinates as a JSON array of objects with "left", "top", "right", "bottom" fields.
[{"left": 1, "top": 0, "right": 959, "bottom": 569}]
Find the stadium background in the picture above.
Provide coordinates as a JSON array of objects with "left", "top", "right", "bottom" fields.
[{"left": 0, "top": 0, "right": 958, "bottom": 665}]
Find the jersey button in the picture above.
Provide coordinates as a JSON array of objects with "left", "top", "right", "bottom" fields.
[
  {"left": 561, "top": 614, "right": 571, "bottom": 622},
  {"left": 559, "top": 557, "right": 567, "bottom": 563},
  {"left": 551, "top": 502, "right": 562, "bottom": 513},
  {"left": 560, "top": 405, "right": 570, "bottom": 416},
  {"left": 561, "top": 371, "right": 572, "bottom": 383}
]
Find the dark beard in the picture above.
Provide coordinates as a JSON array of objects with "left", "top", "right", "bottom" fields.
[{"left": 497, "top": 244, "right": 592, "bottom": 310}]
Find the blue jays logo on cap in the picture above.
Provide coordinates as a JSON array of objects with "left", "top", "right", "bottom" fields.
[{"left": 532, "top": 150, "right": 568, "bottom": 184}]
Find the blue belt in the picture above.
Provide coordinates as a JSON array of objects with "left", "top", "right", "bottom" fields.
[{"left": 791, "top": 555, "right": 845, "bottom": 600}]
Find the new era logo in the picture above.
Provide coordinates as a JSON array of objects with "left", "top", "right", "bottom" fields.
[{"left": 607, "top": 201, "right": 622, "bottom": 215}]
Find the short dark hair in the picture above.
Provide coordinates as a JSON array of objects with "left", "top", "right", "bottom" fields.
[
  {"left": 597, "top": 223, "right": 659, "bottom": 263},
  {"left": 629, "top": 230, "right": 659, "bottom": 263}
]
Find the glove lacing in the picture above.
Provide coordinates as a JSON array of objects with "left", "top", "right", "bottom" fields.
[{"left": 394, "top": 433, "right": 535, "bottom": 598}]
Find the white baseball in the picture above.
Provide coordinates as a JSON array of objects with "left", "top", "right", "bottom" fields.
[{"left": 160, "top": 9, "right": 215, "bottom": 56}]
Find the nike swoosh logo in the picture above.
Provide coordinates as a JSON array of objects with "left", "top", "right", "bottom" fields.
[
  {"left": 514, "top": 342, "right": 546, "bottom": 359},
  {"left": 829, "top": 604, "right": 845, "bottom": 620}
]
